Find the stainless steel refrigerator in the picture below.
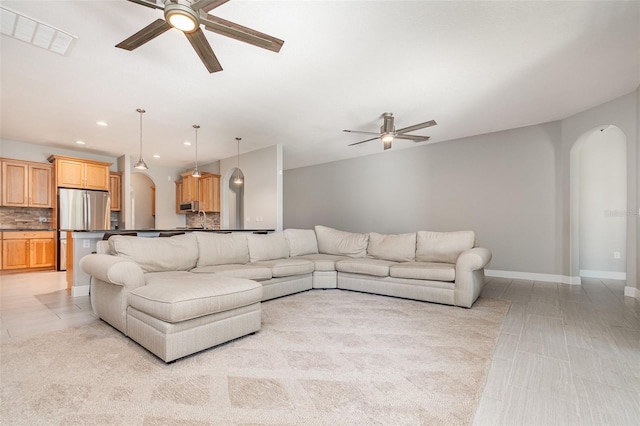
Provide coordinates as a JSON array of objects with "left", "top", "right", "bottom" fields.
[{"left": 57, "top": 188, "right": 110, "bottom": 270}]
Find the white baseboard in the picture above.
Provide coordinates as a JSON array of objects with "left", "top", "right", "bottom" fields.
[
  {"left": 71, "top": 285, "right": 89, "bottom": 297},
  {"left": 485, "top": 269, "right": 581, "bottom": 285},
  {"left": 580, "top": 270, "right": 627, "bottom": 280},
  {"left": 624, "top": 286, "right": 640, "bottom": 300}
]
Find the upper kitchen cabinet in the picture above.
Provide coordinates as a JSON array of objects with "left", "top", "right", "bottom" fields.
[
  {"left": 176, "top": 172, "right": 220, "bottom": 213},
  {"left": 109, "top": 172, "right": 122, "bottom": 211},
  {"left": 48, "top": 155, "right": 111, "bottom": 191},
  {"left": 180, "top": 172, "right": 199, "bottom": 204},
  {"left": 199, "top": 173, "right": 220, "bottom": 213},
  {"left": 0, "top": 159, "right": 53, "bottom": 208}
]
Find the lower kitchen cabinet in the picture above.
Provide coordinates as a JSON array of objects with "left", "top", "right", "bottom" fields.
[{"left": 1, "top": 231, "right": 56, "bottom": 271}]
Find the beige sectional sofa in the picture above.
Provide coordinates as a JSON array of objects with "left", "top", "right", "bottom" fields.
[{"left": 80, "top": 225, "right": 491, "bottom": 362}]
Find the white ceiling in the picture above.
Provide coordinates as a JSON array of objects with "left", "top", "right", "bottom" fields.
[{"left": 1, "top": 1, "right": 638, "bottom": 171}]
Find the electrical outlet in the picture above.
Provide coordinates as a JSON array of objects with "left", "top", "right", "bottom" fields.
[
  {"left": 82, "top": 240, "right": 90, "bottom": 249},
  {"left": 613, "top": 251, "right": 621, "bottom": 259}
]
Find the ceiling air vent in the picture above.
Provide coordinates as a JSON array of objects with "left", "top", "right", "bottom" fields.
[{"left": 0, "top": 6, "right": 77, "bottom": 56}]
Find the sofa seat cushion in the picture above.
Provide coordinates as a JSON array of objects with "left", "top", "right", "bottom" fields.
[
  {"left": 190, "top": 264, "right": 272, "bottom": 281},
  {"left": 293, "top": 254, "right": 350, "bottom": 271},
  {"left": 252, "top": 258, "right": 315, "bottom": 277},
  {"left": 390, "top": 262, "right": 456, "bottom": 282},
  {"left": 335, "top": 258, "right": 397, "bottom": 277},
  {"left": 129, "top": 275, "right": 262, "bottom": 323}
]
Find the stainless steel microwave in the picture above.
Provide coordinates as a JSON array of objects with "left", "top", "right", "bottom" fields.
[{"left": 179, "top": 201, "right": 199, "bottom": 212}]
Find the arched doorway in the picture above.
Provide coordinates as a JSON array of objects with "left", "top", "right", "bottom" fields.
[
  {"left": 227, "top": 167, "right": 244, "bottom": 229},
  {"left": 131, "top": 172, "right": 156, "bottom": 229},
  {"left": 570, "top": 125, "right": 627, "bottom": 281}
]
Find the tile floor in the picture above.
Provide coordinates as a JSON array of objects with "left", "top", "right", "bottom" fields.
[{"left": 1, "top": 271, "right": 639, "bottom": 425}]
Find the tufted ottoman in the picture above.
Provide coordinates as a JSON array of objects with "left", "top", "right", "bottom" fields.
[{"left": 125, "top": 273, "right": 262, "bottom": 362}]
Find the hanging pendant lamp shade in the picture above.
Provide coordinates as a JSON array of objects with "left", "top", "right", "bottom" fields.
[
  {"left": 192, "top": 124, "right": 201, "bottom": 178},
  {"left": 234, "top": 137, "right": 243, "bottom": 185},
  {"left": 134, "top": 108, "right": 148, "bottom": 170}
]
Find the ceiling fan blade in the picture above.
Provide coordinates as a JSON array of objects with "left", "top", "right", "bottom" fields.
[
  {"left": 115, "top": 19, "right": 171, "bottom": 51},
  {"left": 126, "top": 0, "right": 164, "bottom": 10},
  {"left": 343, "top": 130, "right": 381, "bottom": 136},
  {"left": 395, "top": 120, "right": 437, "bottom": 134},
  {"left": 200, "top": 13, "right": 284, "bottom": 53},
  {"left": 394, "top": 134, "right": 431, "bottom": 142},
  {"left": 191, "top": 0, "right": 230, "bottom": 12},
  {"left": 348, "top": 137, "right": 379, "bottom": 146},
  {"left": 185, "top": 28, "right": 223, "bottom": 73}
]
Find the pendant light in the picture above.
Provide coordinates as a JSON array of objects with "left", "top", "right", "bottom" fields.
[
  {"left": 134, "top": 108, "right": 148, "bottom": 170},
  {"left": 234, "top": 137, "right": 243, "bottom": 185},
  {"left": 192, "top": 124, "right": 201, "bottom": 178}
]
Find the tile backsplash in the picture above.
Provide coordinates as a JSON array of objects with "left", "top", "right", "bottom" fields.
[
  {"left": 0, "top": 207, "right": 53, "bottom": 229},
  {"left": 186, "top": 212, "right": 220, "bottom": 229}
]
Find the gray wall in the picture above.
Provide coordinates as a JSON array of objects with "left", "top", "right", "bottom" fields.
[
  {"left": 285, "top": 123, "right": 561, "bottom": 274},
  {"left": 284, "top": 89, "right": 639, "bottom": 289}
]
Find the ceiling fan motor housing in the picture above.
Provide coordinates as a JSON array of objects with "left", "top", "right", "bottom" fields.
[{"left": 165, "top": 1, "right": 200, "bottom": 32}]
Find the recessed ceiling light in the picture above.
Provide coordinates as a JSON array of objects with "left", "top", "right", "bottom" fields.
[
  {"left": 75, "top": 140, "right": 85, "bottom": 145},
  {"left": 96, "top": 121, "right": 108, "bottom": 126},
  {"left": 183, "top": 141, "right": 191, "bottom": 146},
  {"left": 153, "top": 154, "right": 160, "bottom": 158}
]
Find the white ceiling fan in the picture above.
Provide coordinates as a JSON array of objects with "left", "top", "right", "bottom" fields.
[{"left": 344, "top": 113, "right": 437, "bottom": 150}]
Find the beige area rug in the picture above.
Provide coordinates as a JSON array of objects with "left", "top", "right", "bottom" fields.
[{"left": 1, "top": 290, "right": 509, "bottom": 426}]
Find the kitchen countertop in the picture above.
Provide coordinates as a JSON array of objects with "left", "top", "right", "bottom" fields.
[
  {"left": 0, "top": 228, "right": 56, "bottom": 232},
  {"left": 59, "top": 228, "right": 275, "bottom": 233}
]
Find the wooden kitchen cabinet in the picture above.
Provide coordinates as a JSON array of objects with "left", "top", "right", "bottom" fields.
[
  {"left": 1, "top": 159, "right": 53, "bottom": 208},
  {"left": 175, "top": 180, "right": 184, "bottom": 214},
  {"left": 176, "top": 172, "right": 220, "bottom": 213},
  {"left": 1, "top": 231, "right": 55, "bottom": 270},
  {"left": 109, "top": 172, "right": 122, "bottom": 211},
  {"left": 180, "top": 173, "right": 199, "bottom": 204},
  {"left": 48, "top": 155, "right": 111, "bottom": 191},
  {"left": 198, "top": 173, "right": 220, "bottom": 213}
]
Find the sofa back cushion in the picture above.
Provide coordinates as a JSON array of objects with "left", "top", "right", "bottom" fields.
[
  {"left": 247, "top": 232, "right": 290, "bottom": 262},
  {"left": 284, "top": 229, "right": 319, "bottom": 256},
  {"left": 416, "top": 230, "right": 475, "bottom": 263},
  {"left": 195, "top": 232, "right": 249, "bottom": 267},
  {"left": 314, "top": 225, "right": 369, "bottom": 258},
  {"left": 367, "top": 232, "right": 416, "bottom": 262},
  {"left": 109, "top": 233, "right": 199, "bottom": 272}
]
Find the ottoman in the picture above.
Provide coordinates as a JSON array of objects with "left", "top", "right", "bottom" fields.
[{"left": 125, "top": 274, "right": 262, "bottom": 362}]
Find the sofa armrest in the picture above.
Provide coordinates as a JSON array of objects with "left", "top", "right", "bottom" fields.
[
  {"left": 80, "top": 254, "right": 145, "bottom": 290},
  {"left": 454, "top": 247, "right": 492, "bottom": 308},
  {"left": 456, "top": 247, "right": 492, "bottom": 272}
]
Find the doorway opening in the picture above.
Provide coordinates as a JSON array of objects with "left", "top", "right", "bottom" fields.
[
  {"left": 570, "top": 125, "right": 627, "bottom": 282},
  {"left": 131, "top": 173, "right": 156, "bottom": 229},
  {"left": 228, "top": 167, "right": 244, "bottom": 229}
]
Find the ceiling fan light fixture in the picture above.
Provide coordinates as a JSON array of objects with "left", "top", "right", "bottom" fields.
[
  {"left": 166, "top": 8, "right": 198, "bottom": 33},
  {"left": 381, "top": 133, "right": 394, "bottom": 143},
  {"left": 383, "top": 140, "right": 393, "bottom": 150}
]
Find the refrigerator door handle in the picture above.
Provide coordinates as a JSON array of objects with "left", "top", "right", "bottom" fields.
[{"left": 84, "top": 191, "right": 90, "bottom": 230}]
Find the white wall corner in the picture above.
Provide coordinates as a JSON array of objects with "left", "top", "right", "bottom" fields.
[
  {"left": 485, "top": 269, "right": 581, "bottom": 285},
  {"left": 624, "top": 286, "right": 640, "bottom": 300}
]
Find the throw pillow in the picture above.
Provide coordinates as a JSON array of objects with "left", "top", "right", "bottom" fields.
[
  {"left": 416, "top": 230, "right": 475, "bottom": 263},
  {"left": 109, "top": 233, "right": 199, "bottom": 272},
  {"left": 314, "top": 225, "right": 369, "bottom": 258},
  {"left": 284, "top": 228, "right": 319, "bottom": 256},
  {"left": 247, "top": 232, "right": 290, "bottom": 262},
  {"left": 367, "top": 232, "right": 417, "bottom": 262},
  {"left": 195, "top": 232, "right": 249, "bottom": 267}
]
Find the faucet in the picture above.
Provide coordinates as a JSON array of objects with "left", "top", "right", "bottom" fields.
[{"left": 198, "top": 210, "right": 207, "bottom": 230}]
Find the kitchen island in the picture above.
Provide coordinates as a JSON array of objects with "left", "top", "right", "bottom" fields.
[{"left": 64, "top": 228, "right": 275, "bottom": 297}]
